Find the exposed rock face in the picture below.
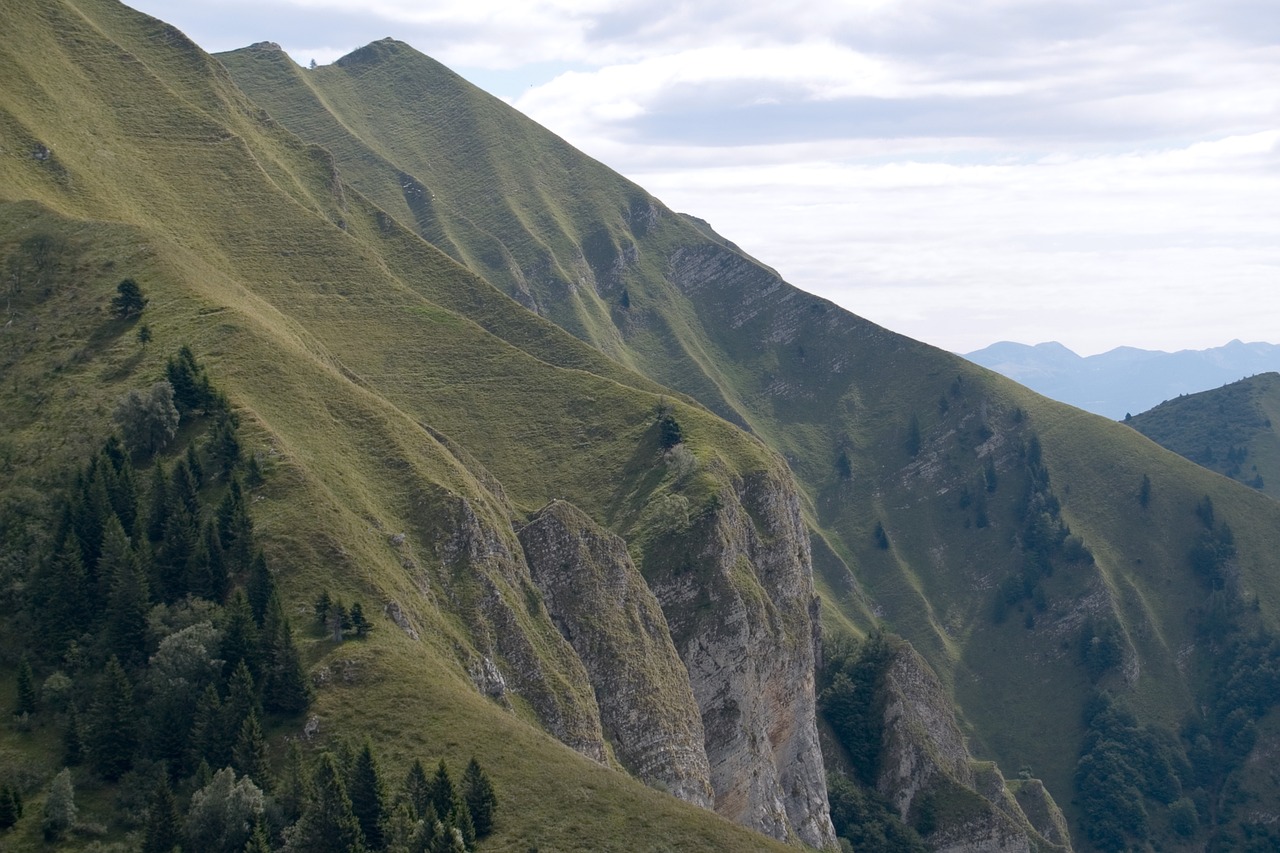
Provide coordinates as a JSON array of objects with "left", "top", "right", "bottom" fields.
[
  {"left": 517, "top": 500, "right": 714, "bottom": 808},
  {"left": 432, "top": 494, "right": 608, "bottom": 761},
  {"left": 877, "top": 641, "right": 1071, "bottom": 852},
  {"left": 643, "top": 469, "right": 837, "bottom": 848}
]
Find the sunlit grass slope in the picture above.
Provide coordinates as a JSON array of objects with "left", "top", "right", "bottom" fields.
[
  {"left": 0, "top": 0, "right": 801, "bottom": 849},
  {"left": 211, "top": 29, "right": 1280, "bottom": 839}
]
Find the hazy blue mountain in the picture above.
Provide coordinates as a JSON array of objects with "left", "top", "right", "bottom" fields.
[{"left": 964, "top": 339, "right": 1280, "bottom": 419}]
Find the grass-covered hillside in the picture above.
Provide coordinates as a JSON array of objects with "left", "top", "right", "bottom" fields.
[
  {"left": 217, "top": 28, "right": 1280, "bottom": 852},
  {"left": 1127, "top": 372, "right": 1280, "bottom": 500},
  {"left": 5, "top": 1, "right": 1280, "bottom": 851}
]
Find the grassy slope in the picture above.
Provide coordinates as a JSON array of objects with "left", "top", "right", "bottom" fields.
[
  {"left": 1127, "top": 372, "right": 1280, "bottom": 500},
  {"left": 210, "top": 35, "right": 1280, "bottom": 837},
  {"left": 0, "top": 1, "right": 796, "bottom": 850}
]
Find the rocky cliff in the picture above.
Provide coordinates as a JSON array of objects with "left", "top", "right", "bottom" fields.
[
  {"left": 517, "top": 500, "right": 714, "bottom": 808},
  {"left": 641, "top": 468, "right": 838, "bottom": 848},
  {"left": 877, "top": 640, "right": 1071, "bottom": 852}
]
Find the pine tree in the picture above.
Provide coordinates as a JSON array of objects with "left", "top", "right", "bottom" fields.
[
  {"left": 315, "top": 591, "right": 333, "bottom": 631},
  {"left": 62, "top": 703, "right": 84, "bottom": 766},
  {"left": 348, "top": 741, "right": 387, "bottom": 850},
  {"left": 277, "top": 741, "right": 309, "bottom": 824},
  {"left": 232, "top": 711, "right": 271, "bottom": 793},
  {"left": 221, "top": 590, "right": 261, "bottom": 680},
  {"left": 284, "top": 752, "right": 367, "bottom": 853},
  {"left": 247, "top": 552, "right": 275, "bottom": 625},
  {"left": 209, "top": 415, "right": 242, "bottom": 478},
  {"left": 217, "top": 479, "right": 254, "bottom": 573},
  {"left": 186, "top": 442, "right": 204, "bottom": 488},
  {"left": 243, "top": 817, "right": 272, "bottom": 853},
  {"left": 31, "top": 531, "right": 91, "bottom": 655},
  {"left": 462, "top": 757, "right": 497, "bottom": 838},
  {"left": 141, "top": 777, "right": 182, "bottom": 853},
  {"left": 428, "top": 760, "right": 457, "bottom": 826},
  {"left": 450, "top": 799, "right": 475, "bottom": 849},
  {"left": 88, "top": 656, "right": 139, "bottom": 780},
  {"left": 190, "top": 520, "right": 230, "bottom": 603},
  {"left": 102, "top": 518, "right": 151, "bottom": 668},
  {"left": 403, "top": 759, "right": 431, "bottom": 820},
  {"left": 0, "top": 785, "right": 21, "bottom": 829},
  {"left": 146, "top": 461, "right": 169, "bottom": 543},
  {"left": 261, "top": 592, "right": 311, "bottom": 715},
  {"left": 351, "top": 601, "right": 371, "bottom": 638},
  {"left": 110, "top": 278, "right": 148, "bottom": 317},
  {"left": 191, "top": 683, "right": 228, "bottom": 770},
  {"left": 223, "top": 660, "right": 261, "bottom": 754},
  {"left": 41, "top": 768, "right": 76, "bottom": 841},
  {"left": 14, "top": 656, "right": 37, "bottom": 716}
]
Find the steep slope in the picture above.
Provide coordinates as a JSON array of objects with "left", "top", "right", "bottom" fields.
[
  {"left": 213, "top": 35, "right": 1280, "bottom": 851},
  {"left": 965, "top": 339, "right": 1280, "bottom": 419},
  {"left": 1126, "top": 373, "right": 1280, "bottom": 500},
  {"left": 0, "top": 0, "right": 833, "bottom": 849}
]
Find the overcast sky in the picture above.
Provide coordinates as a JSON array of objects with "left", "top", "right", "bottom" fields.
[{"left": 129, "top": 0, "right": 1279, "bottom": 356}]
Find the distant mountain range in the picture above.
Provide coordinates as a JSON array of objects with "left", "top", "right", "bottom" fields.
[{"left": 964, "top": 340, "right": 1280, "bottom": 419}]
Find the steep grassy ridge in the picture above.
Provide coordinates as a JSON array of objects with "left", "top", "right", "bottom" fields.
[
  {"left": 213, "top": 35, "right": 1280, "bottom": 847},
  {"left": 0, "top": 1, "right": 816, "bottom": 849},
  {"left": 1128, "top": 372, "right": 1280, "bottom": 500}
]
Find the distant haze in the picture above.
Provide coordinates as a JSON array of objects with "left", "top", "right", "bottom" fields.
[
  {"left": 128, "top": 0, "right": 1280, "bottom": 356},
  {"left": 964, "top": 340, "right": 1280, "bottom": 420}
]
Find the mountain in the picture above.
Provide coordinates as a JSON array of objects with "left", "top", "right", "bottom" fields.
[
  {"left": 965, "top": 339, "right": 1280, "bottom": 419},
  {"left": 1127, "top": 373, "right": 1280, "bottom": 500},
  {"left": 4, "top": 2, "right": 1280, "bottom": 851}
]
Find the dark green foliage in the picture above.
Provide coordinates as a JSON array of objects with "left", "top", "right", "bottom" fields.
[
  {"left": 166, "top": 345, "right": 218, "bottom": 416},
  {"left": 14, "top": 656, "right": 36, "bottom": 715},
  {"left": 983, "top": 457, "right": 998, "bottom": 492},
  {"left": 836, "top": 449, "right": 852, "bottom": 480},
  {"left": 873, "top": 521, "right": 889, "bottom": 550},
  {"left": 350, "top": 601, "right": 371, "bottom": 637},
  {"left": 1074, "top": 693, "right": 1187, "bottom": 851},
  {"left": 233, "top": 711, "right": 271, "bottom": 793},
  {"left": 403, "top": 759, "right": 431, "bottom": 820},
  {"left": 114, "top": 381, "right": 181, "bottom": 457},
  {"left": 142, "top": 778, "right": 182, "bottom": 853},
  {"left": 827, "top": 773, "right": 925, "bottom": 853},
  {"left": 261, "top": 592, "right": 312, "bottom": 715},
  {"left": 186, "top": 767, "right": 266, "bottom": 853},
  {"left": 221, "top": 591, "right": 261, "bottom": 680},
  {"left": 820, "top": 632, "right": 893, "bottom": 787},
  {"left": 208, "top": 415, "right": 242, "bottom": 478},
  {"left": 137, "top": 322, "right": 152, "bottom": 349},
  {"left": 428, "top": 759, "right": 458, "bottom": 824},
  {"left": 190, "top": 520, "right": 230, "bottom": 603},
  {"left": 348, "top": 741, "right": 387, "bottom": 850},
  {"left": 63, "top": 703, "right": 84, "bottom": 766},
  {"left": 1169, "top": 796, "right": 1199, "bottom": 838},
  {"left": 462, "top": 757, "right": 497, "bottom": 838},
  {"left": 657, "top": 412, "right": 683, "bottom": 449},
  {"left": 246, "top": 551, "right": 274, "bottom": 624},
  {"left": 1079, "top": 619, "right": 1124, "bottom": 681},
  {"left": 315, "top": 590, "right": 332, "bottom": 630},
  {"left": 286, "top": 753, "right": 367, "bottom": 853},
  {"left": 90, "top": 656, "right": 139, "bottom": 781},
  {"left": 0, "top": 784, "right": 22, "bottom": 829},
  {"left": 103, "top": 518, "right": 151, "bottom": 667},
  {"left": 111, "top": 277, "right": 148, "bottom": 317},
  {"left": 905, "top": 414, "right": 921, "bottom": 457},
  {"left": 30, "top": 532, "right": 91, "bottom": 656}
]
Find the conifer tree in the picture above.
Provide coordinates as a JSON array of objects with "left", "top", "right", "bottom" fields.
[
  {"left": 243, "top": 817, "right": 272, "bottom": 853},
  {"left": 232, "top": 711, "right": 271, "bottom": 793},
  {"left": 209, "top": 415, "right": 241, "bottom": 478},
  {"left": 383, "top": 801, "right": 419, "bottom": 853},
  {"left": 146, "top": 461, "right": 169, "bottom": 543},
  {"left": 141, "top": 777, "right": 182, "bottom": 853},
  {"left": 428, "top": 760, "right": 457, "bottom": 826},
  {"left": 403, "top": 759, "right": 431, "bottom": 820},
  {"left": 217, "top": 479, "right": 254, "bottom": 573},
  {"left": 247, "top": 552, "right": 275, "bottom": 625},
  {"left": 450, "top": 799, "right": 475, "bottom": 848},
  {"left": 191, "top": 683, "right": 228, "bottom": 770},
  {"left": 462, "top": 757, "right": 497, "bottom": 838},
  {"left": 156, "top": 503, "right": 196, "bottom": 603},
  {"left": 186, "top": 442, "right": 204, "bottom": 488},
  {"left": 190, "top": 520, "right": 229, "bottom": 603},
  {"left": 102, "top": 519, "right": 151, "bottom": 668},
  {"left": 284, "top": 752, "right": 367, "bottom": 853},
  {"left": 14, "top": 656, "right": 37, "bottom": 716},
  {"left": 62, "top": 703, "right": 84, "bottom": 766},
  {"left": 0, "top": 784, "right": 22, "bottom": 829},
  {"left": 261, "top": 591, "right": 311, "bottom": 715},
  {"left": 30, "top": 532, "right": 91, "bottom": 657},
  {"left": 277, "top": 740, "right": 309, "bottom": 824},
  {"left": 222, "top": 661, "right": 261, "bottom": 755},
  {"left": 89, "top": 656, "right": 139, "bottom": 781},
  {"left": 348, "top": 741, "right": 388, "bottom": 850},
  {"left": 221, "top": 590, "right": 261, "bottom": 680},
  {"left": 351, "top": 601, "right": 371, "bottom": 638}
]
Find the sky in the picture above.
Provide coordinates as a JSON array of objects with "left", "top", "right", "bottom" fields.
[{"left": 129, "top": 0, "right": 1279, "bottom": 357}]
